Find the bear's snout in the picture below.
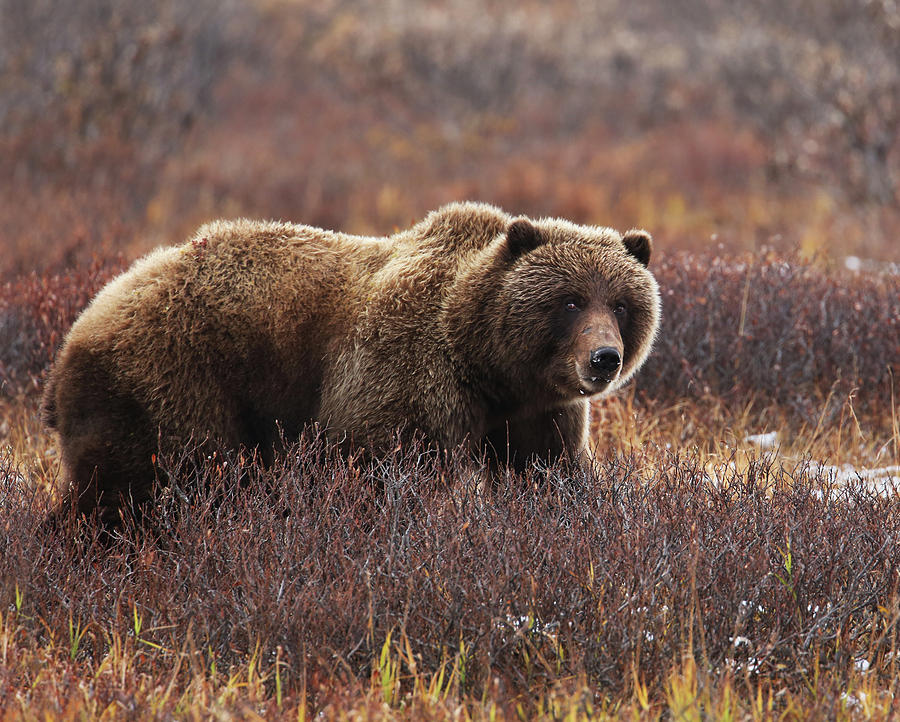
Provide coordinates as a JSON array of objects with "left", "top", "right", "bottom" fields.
[
  {"left": 572, "top": 306, "right": 624, "bottom": 393},
  {"left": 589, "top": 346, "right": 622, "bottom": 380}
]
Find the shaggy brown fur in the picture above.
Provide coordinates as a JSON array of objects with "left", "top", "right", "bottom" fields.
[{"left": 42, "top": 202, "right": 661, "bottom": 523}]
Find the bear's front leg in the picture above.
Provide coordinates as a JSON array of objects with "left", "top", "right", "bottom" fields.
[{"left": 485, "top": 401, "right": 590, "bottom": 474}]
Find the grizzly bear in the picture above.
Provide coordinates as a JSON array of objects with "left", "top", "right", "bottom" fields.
[{"left": 42, "top": 202, "right": 660, "bottom": 524}]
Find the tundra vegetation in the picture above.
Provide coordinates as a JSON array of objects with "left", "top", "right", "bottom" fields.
[{"left": 0, "top": 0, "right": 899, "bottom": 718}]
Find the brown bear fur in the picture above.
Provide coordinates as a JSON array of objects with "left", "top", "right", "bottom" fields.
[{"left": 42, "top": 202, "right": 661, "bottom": 523}]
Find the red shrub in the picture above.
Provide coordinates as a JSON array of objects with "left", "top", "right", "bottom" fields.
[
  {"left": 637, "top": 253, "right": 900, "bottom": 425},
  {"left": 0, "top": 260, "right": 121, "bottom": 397}
]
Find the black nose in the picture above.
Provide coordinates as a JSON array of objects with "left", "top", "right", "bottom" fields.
[{"left": 589, "top": 347, "right": 622, "bottom": 376}]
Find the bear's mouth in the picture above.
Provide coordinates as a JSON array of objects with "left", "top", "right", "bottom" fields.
[{"left": 576, "top": 371, "right": 619, "bottom": 396}]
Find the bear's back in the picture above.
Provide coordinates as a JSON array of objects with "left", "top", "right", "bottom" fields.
[{"left": 399, "top": 201, "right": 509, "bottom": 254}]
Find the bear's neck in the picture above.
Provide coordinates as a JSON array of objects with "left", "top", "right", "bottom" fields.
[{"left": 442, "top": 251, "right": 530, "bottom": 415}]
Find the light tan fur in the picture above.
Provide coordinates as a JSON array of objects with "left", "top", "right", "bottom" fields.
[{"left": 43, "top": 202, "right": 661, "bottom": 523}]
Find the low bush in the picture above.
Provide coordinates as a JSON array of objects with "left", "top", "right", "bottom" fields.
[
  {"left": 639, "top": 253, "right": 899, "bottom": 428},
  {"left": 0, "top": 260, "right": 121, "bottom": 398},
  {"left": 2, "top": 437, "right": 898, "bottom": 717}
]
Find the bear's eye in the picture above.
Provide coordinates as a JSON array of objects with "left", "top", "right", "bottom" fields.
[
  {"left": 613, "top": 302, "right": 627, "bottom": 317},
  {"left": 564, "top": 298, "right": 582, "bottom": 312}
]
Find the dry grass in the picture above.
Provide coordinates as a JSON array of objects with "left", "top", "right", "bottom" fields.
[{"left": 2, "top": 416, "right": 899, "bottom": 720}]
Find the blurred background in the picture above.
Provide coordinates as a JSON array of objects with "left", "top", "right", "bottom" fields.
[{"left": 2, "top": 0, "right": 899, "bottom": 277}]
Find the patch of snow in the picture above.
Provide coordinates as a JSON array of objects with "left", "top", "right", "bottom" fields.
[
  {"left": 810, "top": 463, "right": 900, "bottom": 497},
  {"left": 841, "top": 255, "right": 900, "bottom": 276},
  {"left": 744, "top": 431, "right": 778, "bottom": 449},
  {"left": 739, "top": 600, "right": 766, "bottom": 615},
  {"left": 497, "top": 612, "right": 559, "bottom": 640},
  {"left": 727, "top": 654, "right": 762, "bottom": 674},
  {"left": 841, "top": 691, "right": 863, "bottom": 710}
]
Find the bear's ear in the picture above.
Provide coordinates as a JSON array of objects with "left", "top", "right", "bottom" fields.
[
  {"left": 506, "top": 219, "right": 545, "bottom": 257},
  {"left": 622, "top": 230, "right": 652, "bottom": 266}
]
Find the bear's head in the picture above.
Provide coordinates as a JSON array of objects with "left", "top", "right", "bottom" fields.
[{"left": 479, "top": 216, "right": 661, "bottom": 405}]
